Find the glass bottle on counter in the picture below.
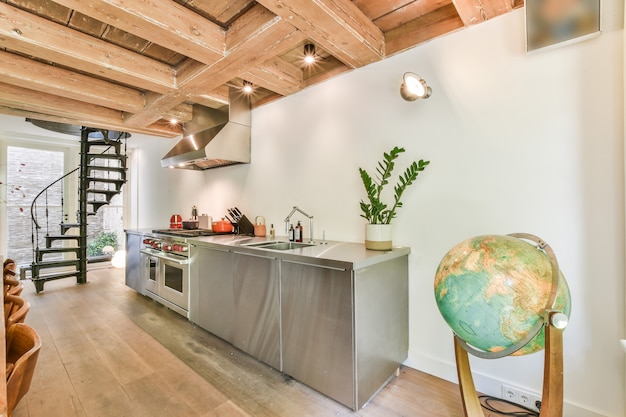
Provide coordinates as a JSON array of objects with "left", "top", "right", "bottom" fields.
[
  {"left": 295, "top": 221, "right": 303, "bottom": 242},
  {"left": 270, "top": 224, "right": 275, "bottom": 239},
  {"left": 289, "top": 224, "right": 295, "bottom": 241}
]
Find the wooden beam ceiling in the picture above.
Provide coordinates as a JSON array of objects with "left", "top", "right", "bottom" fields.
[{"left": 0, "top": 0, "right": 523, "bottom": 138}]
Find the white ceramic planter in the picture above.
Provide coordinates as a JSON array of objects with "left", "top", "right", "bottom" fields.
[{"left": 365, "top": 224, "right": 392, "bottom": 251}]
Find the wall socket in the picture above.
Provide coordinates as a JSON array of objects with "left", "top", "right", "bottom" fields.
[{"left": 502, "top": 384, "right": 541, "bottom": 412}]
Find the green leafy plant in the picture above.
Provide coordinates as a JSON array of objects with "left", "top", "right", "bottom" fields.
[
  {"left": 88, "top": 231, "right": 118, "bottom": 256},
  {"left": 359, "top": 146, "right": 430, "bottom": 224}
]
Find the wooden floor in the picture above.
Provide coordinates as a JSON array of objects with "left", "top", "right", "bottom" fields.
[{"left": 12, "top": 267, "right": 526, "bottom": 417}]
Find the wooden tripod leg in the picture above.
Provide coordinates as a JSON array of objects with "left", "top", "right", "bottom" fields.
[
  {"left": 540, "top": 313, "right": 565, "bottom": 417},
  {"left": 454, "top": 336, "right": 484, "bottom": 417}
]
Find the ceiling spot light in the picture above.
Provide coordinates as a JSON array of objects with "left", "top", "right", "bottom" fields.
[
  {"left": 242, "top": 80, "right": 253, "bottom": 94},
  {"left": 169, "top": 118, "right": 178, "bottom": 125},
  {"left": 400, "top": 72, "right": 432, "bottom": 101},
  {"left": 303, "top": 43, "right": 316, "bottom": 65}
]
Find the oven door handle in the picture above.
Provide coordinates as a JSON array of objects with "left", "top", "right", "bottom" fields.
[{"left": 140, "top": 249, "right": 190, "bottom": 265}]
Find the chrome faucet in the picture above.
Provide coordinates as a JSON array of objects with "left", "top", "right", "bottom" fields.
[{"left": 284, "top": 206, "right": 314, "bottom": 243}]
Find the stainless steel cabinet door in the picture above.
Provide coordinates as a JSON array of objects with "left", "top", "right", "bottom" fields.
[
  {"left": 232, "top": 252, "right": 281, "bottom": 370},
  {"left": 281, "top": 260, "right": 354, "bottom": 409},
  {"left": 125, "top": 233, "right": 143, "bottom": 292},
  {"left": 189, "top": 246, "right": 234, "bottom": 343}
]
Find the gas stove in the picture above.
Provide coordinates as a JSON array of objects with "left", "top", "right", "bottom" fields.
[{"left": 142, "top": 236, "right": 190, "bottom": 260}]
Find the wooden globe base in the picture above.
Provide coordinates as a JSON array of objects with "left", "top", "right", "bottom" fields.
[{"left": 454, "top": 310, "right": 565, "bottom": 417}]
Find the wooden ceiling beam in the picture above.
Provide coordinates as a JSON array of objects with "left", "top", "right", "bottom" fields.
[
  {"left": 184, "top": 0, "right": 255, "bottom": 24},
  {"left": 0, "top": 50, "right": 144, "bottom": 114},
  {"left": 0, "top": 106, "right": 181, "bottom": 138},
  {"left": 244, "top": 56, "right": 305, "bottom": 97},
  {"left": 385, "top": 4, "right": 464, "bottom": 56},
  {"left": 162, "top": 103, "right": 194, "bottom": 123},
  {"left": 374, "top": 0, "right": 452, "bottom": 32},
  {"left": 0, "top": 49, "right": 193, "bottom": 123},
  {"left": 452, "top": 0, "right": 518, "bottom": 26},
  {"left": 124, "top": 5, "right": 306, "bottom": 127},
  {"left": 0, "top": 83, "right": 181, "bottom": 137},
  {"left": 51, "top": 0, "right": 225, "bottom": 64},
  {"left": 256, "top": 0, "right": 385, "bottom": 68},
  {"left": 190, "top": 85, "right": 231, "bottom": 108},
  {"left": 0, "top": 2, "right": 176, "bottom": 94}
]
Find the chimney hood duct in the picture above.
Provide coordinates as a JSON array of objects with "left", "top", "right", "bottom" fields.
[{"left": 161, "top": 87, "right": 250, "bottom": 170}]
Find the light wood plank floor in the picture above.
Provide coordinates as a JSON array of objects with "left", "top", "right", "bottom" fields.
[{"left": 12, "top": 267, "right": 527, "bottom": 417}]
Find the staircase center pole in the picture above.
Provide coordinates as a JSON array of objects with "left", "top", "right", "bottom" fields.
[{"left": 77, "top": 128, "right": 89, "bottom": 284}]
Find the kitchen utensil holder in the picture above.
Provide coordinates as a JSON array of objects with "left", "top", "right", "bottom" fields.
[{"left": 237, "top": 215, "right": 255, "bottom": 236}]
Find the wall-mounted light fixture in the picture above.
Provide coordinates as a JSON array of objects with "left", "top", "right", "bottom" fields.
[
  {"left": 242, "top": 80, "right": 254, "bottom": 94},
  {"left": 400, "top": 72, "right": 432, "bottom": 101},
  {"left": 303, "top": 43, "right": 316, "bottom": 65}
]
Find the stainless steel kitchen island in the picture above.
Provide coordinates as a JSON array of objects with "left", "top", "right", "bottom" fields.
[
  {"left": 189, "top": 235, "right": 409, "bottom": 411},
  {"left": 125, "top": 230, "right": 409, "bottom": 411}
]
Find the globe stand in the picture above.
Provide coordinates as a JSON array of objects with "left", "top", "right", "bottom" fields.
[
  {"left": 454, "top": 310, "right": 566, "bottom": 417},
  {"left": 450, "top": 234, "right": 569, "bottom": 417}
]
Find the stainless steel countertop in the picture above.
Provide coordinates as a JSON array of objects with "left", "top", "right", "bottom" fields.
[
  {"left": 189, "top": 234, "right": 410, "bottom": 270},
  {"left": 126, "top": 229, "right": 410, "bottom": 270}
]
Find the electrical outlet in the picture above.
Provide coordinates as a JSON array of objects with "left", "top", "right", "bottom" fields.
[
  {"left": 501, "top": 385, "right": 541, "bottom": 412},
  {"left": 502, "top": 385, "right": 518, "bottom": 401},
  {"left": 519, "top": 392, "right": 532, "bottom": 407}
]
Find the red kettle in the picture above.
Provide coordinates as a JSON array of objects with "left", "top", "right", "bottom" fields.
[{"left": 170, "top": 214, "right": 183, "bottom": 229}]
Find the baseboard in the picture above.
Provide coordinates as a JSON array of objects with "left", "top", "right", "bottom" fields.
[{"left": 404, "top": 351, "right": 607, "bottom": 417}]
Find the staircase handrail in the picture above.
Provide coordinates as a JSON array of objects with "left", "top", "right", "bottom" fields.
[{"left": 30, "top": 166, "right": 79, "bottom": 230}]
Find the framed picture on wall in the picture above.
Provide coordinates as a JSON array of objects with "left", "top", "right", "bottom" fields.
[{"left": 526, "top": 0, "right": 601, "bottom": 52}]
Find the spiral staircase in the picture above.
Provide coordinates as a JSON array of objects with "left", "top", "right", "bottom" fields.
[{"left": 28, "top": 127, "right": 127, "bottom": 293}]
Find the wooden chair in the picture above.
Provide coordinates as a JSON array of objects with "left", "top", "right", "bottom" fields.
[
  {"left": 3, "top": 277, "right": 23, "bottom": 297},
  {"left": 4, "top": 262, "right": 23, "bottom": 297},
  {"left": 5, "top": 323, "right": 42, "bottom": 417},
  {"left": 4, "top": 295, "right": 30, "bottom": 330}
]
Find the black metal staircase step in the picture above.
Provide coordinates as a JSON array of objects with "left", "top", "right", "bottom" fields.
[
  {"left": 60, "top": 223, "right": 80, "bottom": 234},
  {"left": 86, "top": 139, "right": 122, "bottom": 154},
  {"left": 87, "top": 201, "right": 110, "bottom": 211},
  {"left": 86, "top": 165, "right": 127, "bottom": 175},
  {"left": 31, "top": 271, "right": 82, "bottom": 293},
  {"left": 36, "top": 247, "right": 81, "bottom": 261},
  {"left": 45, "top": 234, "right": 83, "bottom": 240},
  {"left": 45, "top": 234, "right": 83, "bottom": 248},
  {"left": 87, "top": 189, "right": 120, "bottom": 197},
  {"left": 86, "top": 177, "right": 126, "bottom": 186},
  {"left": 86, "top": 153, "right": 127, "bottom": 161},
  {"left": 32, "top": 259, "right": 80, "bottom": 271}
]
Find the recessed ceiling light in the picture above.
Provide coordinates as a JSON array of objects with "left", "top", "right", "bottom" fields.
[
  {"left": 242, "top": 80, "right": 253, "bottom": 94},
  {"left": 304, "top": 43, "right": 316, "bottom": 65}
]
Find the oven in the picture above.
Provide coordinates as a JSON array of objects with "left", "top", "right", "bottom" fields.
[{"left": 140, "top": 236, "right": 190, "bottom": 317}]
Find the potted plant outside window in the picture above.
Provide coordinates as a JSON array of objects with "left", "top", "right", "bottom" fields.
[{"left": 359, "top": 146, "right": 430, "bottom": 250}]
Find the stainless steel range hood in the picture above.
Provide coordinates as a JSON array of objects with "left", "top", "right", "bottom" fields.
[{"left": 161, "top": 87, "right": 250, "bottom": 170}]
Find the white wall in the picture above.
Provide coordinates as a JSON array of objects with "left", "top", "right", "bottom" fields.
[
  {"left": 1, "top": 2, "right": 623, "bottom": 415},
  {"left": 129, "top": 6, "right": 624, "bottom": 416}
]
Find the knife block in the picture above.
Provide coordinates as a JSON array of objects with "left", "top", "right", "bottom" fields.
[{"left": 237, "top": 215, "right": 255, "bottom": 236}]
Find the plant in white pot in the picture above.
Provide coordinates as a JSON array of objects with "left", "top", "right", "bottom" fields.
[{"left": 359, "top": 146, "right": 430, "bottom": 250}]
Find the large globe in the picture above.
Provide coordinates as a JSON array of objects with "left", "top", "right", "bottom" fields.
[{"left": 434, "top": 235, "right": 571, "bottom": 356}]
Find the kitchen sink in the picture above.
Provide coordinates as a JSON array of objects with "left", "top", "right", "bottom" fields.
[{"left": 245, "top": 241, "right": 315, "bottom": 250}]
